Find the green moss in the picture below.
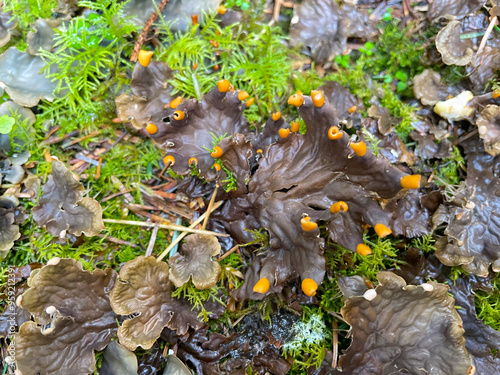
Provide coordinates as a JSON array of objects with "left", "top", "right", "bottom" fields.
[
  {"left": 3, "top": 0, "right": 58, "bottom": 29},
  {"left": 434, "top": 146, "right": 466, "bottom": 187},
  {"left": 171, "top": 281, "right": 224, "bottom": 322},
  {"left": 475, "top": 273, "right": 500, "bottom": 331},
  {"left": 409, "top": 234, "right": 437, "bottom": 253},
  {"left": 283, "top": 305, "right": 332, "bottom": 373},
  {"left": 37, "top": 0, "right": 138, "bottom": 133},
  {"left": 156, "top": 10, "right": 292, "bottom": 125}
]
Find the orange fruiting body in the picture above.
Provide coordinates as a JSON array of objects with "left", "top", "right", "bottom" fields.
[
  {"left": 328, "top": 126, "right": 343, "bottom": 140},
  {"left": 138, "top": 50, "right": 154, "bottom": 67},
  {"left": 301, "top": 216, "right": 318, "bottom": 231},
  {"left": 256, "top": 149, "right": 263, "bottom": 154},
  {"left": 163, "top": 155, "right": 175, "bottom": 167},
  {"left": 347, "top": 105, "right": 357, "bottom": 113},
  {"left": 173, "top": 110, "right": 185, "bottom": 120},
  {"left": 214, "top": 64, "right": 219, "bottom": 70},
  {"left": 288, "top": 93, "right": 304, "bottom": 107},
  {"left": 374, "top": 224, "right": 392, "bottom": 238},
  {"left": 356, "top": 244, "right": 372, "bottom": 256},
  {"left": 279, "top": 128, "right": 290, "bottom": 139},
  {"left": 211, "top": 146, "right": 223, "bottom": 158},
  {"left": 493, "top": 91, "right": 500, "bottom": 99},
  {"left": 188, "top": 157, "right": 198, "bottom": 165},
  {"left": 238, "top": 91, "right": 249, "bottom": 101},
  {"left": 311, "top": 90, "right": 325, "bottom": 107},
  {"left": 145, "top": 123, "right": 157, "bottom": 134},
  {"left": 170, "top": 96, "right": 183, "bottom": 109},
  {"left": 400, "top": 174, "right": 421, "bottom": 189},
  {"left": 213, "top": 163, "right": 221, "bottom": 172},
  {"left": 301, "top": 278, "right": 318, "bottom": 297},
  {"left": 330, "top": 201, "right": 348, "bottom": 213},
  {"left": 272, "top": 111, "right": 281, "bottom": 121},
  {"left": 217, "top": 5, "right": 227, "bottom": 14},
  {"left": 192, "top": 63, "right": 198, "bottom": 70},
  {"left": 290, "top": 121, "right": 300, "bottom": 133},
  {"left": 191, "top": 14, "right": 198, "bottom": 25},
  {"left": 253, "top": 277, "right": 270, "bottom": 294},
  {"left": 350, "top": 141, "right": 367, "bottom": 157},
  {"left": 246, "top": 98, "right": 255, "bottom": 107},
  {"left": 217, "top": 79, "right": 230, "bottom": 93}
]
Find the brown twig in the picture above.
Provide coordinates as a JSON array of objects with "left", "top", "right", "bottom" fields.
[
  {"left": 218, "top": 244, "right": 240, "bottom": 262},
  {"left": 332, "top": 320, "right": 338, "bottom": 369},
  {"left": 130, "top": 0, "right": 170, "bottom": 62}
]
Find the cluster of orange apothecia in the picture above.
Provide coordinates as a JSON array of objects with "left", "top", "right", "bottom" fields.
[
  {"left": 137, "top": 50, "right": 422, "bottom": 299},
  {"left": 254, "top": 90, "right": 421, "bottom": 297}
]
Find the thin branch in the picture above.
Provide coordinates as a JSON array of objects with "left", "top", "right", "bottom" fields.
[
  {"left": 102, "top": 217, "right": 229, "bottom": 237},
  {"left": 145, "top": 223, "right": 159, "bottom": 256},
  {"left": 218, "top": 244, "right": 240, "bottom": 262},
  {"left": 202, "top": 184, "right": 219, "bottom": 230},
  {"left": 476, "top": 16, "right": 497, "bottom": 61},
  {"left": 130, "top": 0, "right": 170, "bottom": 62}
]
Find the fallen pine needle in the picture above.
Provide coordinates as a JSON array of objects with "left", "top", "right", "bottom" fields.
[{"left": 102, "top": 216, "right": 228, "bottom": 238}]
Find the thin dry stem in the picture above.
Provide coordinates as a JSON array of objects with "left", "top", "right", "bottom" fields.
[
  {"left": 476, "top": 16, "right": 497, "bottom": 61},
  {"left": 130, "top": 0, "right": 170, "bottom": 62},
  {"left": 202, "top": 184, "right": 219, "bottom": 230},
  {"left": 218, "top": 244, "right": 240, "bottom": 262},
  {"left": 145, "top": 223, "right": 159, "bottom": 256},
  {"left": 102, "top": 217, "right": 228, "bottom": 237}
]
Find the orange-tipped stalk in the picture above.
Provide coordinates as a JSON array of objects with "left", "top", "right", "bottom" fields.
[
  {"left": 138, "top": 50, "right": 154, "bottom": 67},
  {"left": 493, "top": 91, "right": 500, "bottom": 99},
  {"left": 213, "top": 163, "right": 221, "bottom": 172},
  {"left": 328, "top": 126, "right": 343, "bottom": 140},
  {"left": 188, "top": 157, "right": 198, "bottom": 166},
  {"left": 253, "top": 277, "right": 270, "bottom": 294},
  {"left": 356, "top": 244, "right": 372, "bottom": 256},
  {"left": 211, "top": 146, "right": 223, "bottom": 158},
  {"left": 330, "top": 201, "right": 348, "bottom": 213},
  {"left": 246, "top": 98, "right": 255, "bottom": 107},
  {"left": 217, "top": 5, "right": 227, "bottom": 14},
  {"left": 288, "top": 93, "right": 304, "bottom": 107},
  {"left": 256, "top": 149, "right": 263, "bottom": 154},
  {"left": 301, "top": 216, "right": 318, "bottom": 231},
  {"left": 279, "top": 128, "right": 290, "bottom": 139},
  {"left": 310, "top": 90, "right": 325, "bottom": 107},
  {"left": 350, "top": 141, "right": 367, "bottom": 157},
  {"left": 301, "top": 278, "right": 318, "bottom": 297},
  {"left": 191, "top": 14, "right": 198, "bottom": 25},
  {"left": 170, "top": 97, "right": 183, "bottom": 109},
  {"left": 272, "top": 111, "right": 281, "bottom": 121},
  {"left": 145, "top": 123, "right": 157, "bottom": 134},
  {"left": 173, "top": 110, "right": 185, "bottom": 120},
  {"left": 374, "top": 224, "right": 392, "bottom": 238},
  {"left": 217, "top": 79, "right": 230, "bottom": 93},
  {"left": 400, "top": 175, "right": 421, "bottom": 189},
  {"left": 347, "top": 105, "right": 357, "bottom": 113},
  {"left": 290, "top": 121, "right": 300, "bottom": 133},
  {"left": 238, "top": 91, "right": 249, "bottom": 101},
  {"left": 163, "top": 155, "right": 175, "bottom": 167}
]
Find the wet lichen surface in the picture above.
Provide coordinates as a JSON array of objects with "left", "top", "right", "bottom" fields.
[{"left": 1, "top": 0, "right": 500, "bottom": 374}]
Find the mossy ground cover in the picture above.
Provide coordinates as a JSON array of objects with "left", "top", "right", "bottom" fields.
[{"left": 1, "top": 1, "right": 499, "bottom": 374}]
